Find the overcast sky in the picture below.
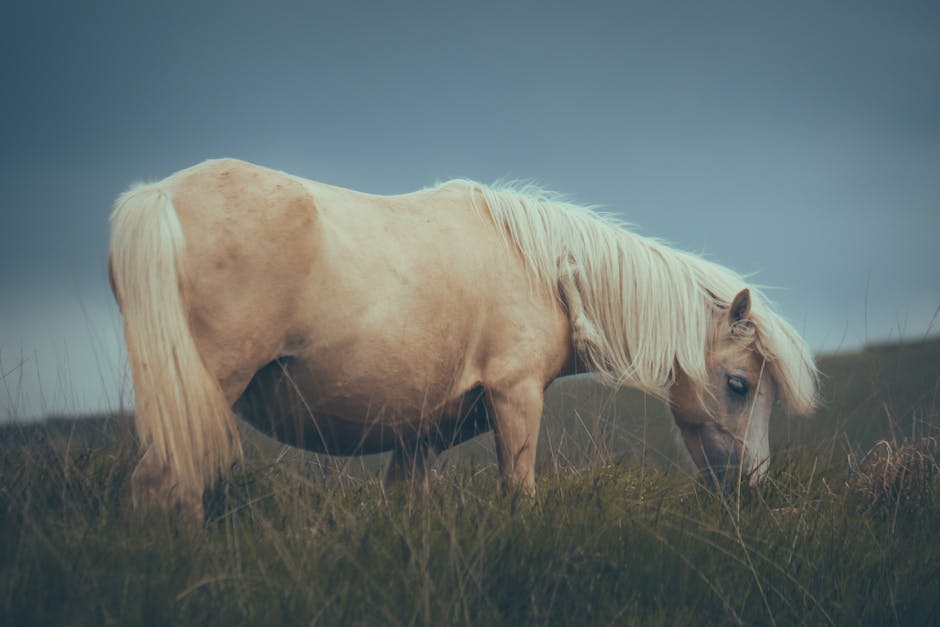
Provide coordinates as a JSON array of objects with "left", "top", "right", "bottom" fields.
[{"left": 1, "top": 0, "right": 938, "bottom": 419}]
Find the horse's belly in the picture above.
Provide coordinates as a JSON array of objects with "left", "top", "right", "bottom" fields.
[{"left": 233, "top": 356, "right": 482, "bottom": 455}]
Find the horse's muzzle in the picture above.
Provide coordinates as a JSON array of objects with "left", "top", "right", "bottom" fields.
[{"left": 682, "top": 425, "right": 760, "bottom": 490}]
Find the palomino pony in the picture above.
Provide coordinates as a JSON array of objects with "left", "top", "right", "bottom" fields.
[{"left": 109, "top": 159, "right": 817, "bottom": 520}]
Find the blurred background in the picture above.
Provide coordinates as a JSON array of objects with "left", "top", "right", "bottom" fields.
[{"left": 1, "top": 0, "right": 938, "bottom": 420}]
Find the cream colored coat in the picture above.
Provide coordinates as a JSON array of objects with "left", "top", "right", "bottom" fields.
[{"left": 109, "top": 158, "right": 817, "bottom": 520}]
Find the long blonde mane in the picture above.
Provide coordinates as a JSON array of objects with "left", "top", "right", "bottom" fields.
[{"left": 451, "top": 180, "right": 817, "bottom": 414}]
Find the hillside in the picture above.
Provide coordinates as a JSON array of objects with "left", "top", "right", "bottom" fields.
[
  {"left": 6, "top": 337, "right": 938, "bottom": 478},
  {"left": 1, "top": 338, "right": 939, "bottom": 624}
]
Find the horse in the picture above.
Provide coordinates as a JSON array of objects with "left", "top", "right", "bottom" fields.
[{"left": 109, "top": 158, "right": 817, "bottom": 520}]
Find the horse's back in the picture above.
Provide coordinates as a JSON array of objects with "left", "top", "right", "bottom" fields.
[{"left": 158, "top": 159, "right": 570, "bottom": 448}]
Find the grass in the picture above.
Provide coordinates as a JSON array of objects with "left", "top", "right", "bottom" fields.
[{"left": 1, "top": 338, "right": 939, "bottom": 625}]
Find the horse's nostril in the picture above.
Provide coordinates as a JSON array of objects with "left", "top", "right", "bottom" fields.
[
  {"left": 747, "top": 460, "right": 769, "bottom": 486},
  {"left": 700, "top": 455, "right": 768, "bottom": 491}
]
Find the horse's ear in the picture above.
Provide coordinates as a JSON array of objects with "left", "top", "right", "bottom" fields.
[{"left": 730, "top": 288, "right": 751, "bottom": 324}]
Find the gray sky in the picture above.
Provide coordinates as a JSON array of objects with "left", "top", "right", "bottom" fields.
[{"left": 1, "top": 0, "right": 938, "bottom": 419}]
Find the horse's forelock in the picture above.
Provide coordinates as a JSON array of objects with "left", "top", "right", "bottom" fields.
[{"left": 751, "top": 309, "right": 819, "bottom": 415}]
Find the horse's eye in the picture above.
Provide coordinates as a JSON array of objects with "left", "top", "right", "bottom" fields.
[{"left": 727, "top": 375, "right": 749, "bottom": 397}]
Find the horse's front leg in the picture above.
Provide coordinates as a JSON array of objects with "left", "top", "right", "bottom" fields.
[{"left": 486, "top": 379, "right": 544, "bottom": 496}]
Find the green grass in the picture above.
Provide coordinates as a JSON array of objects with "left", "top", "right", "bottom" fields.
[{"left": 1, "top": 339, "right": 939, "bottom": 625}]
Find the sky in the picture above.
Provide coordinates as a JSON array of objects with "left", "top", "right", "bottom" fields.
[{"left": 1, "top": 0, "right": 938, "bottom": 419}]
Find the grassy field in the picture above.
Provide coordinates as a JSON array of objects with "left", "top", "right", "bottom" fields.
[{"left": 1, "top": 338, "right": 938, "bottom": 625}]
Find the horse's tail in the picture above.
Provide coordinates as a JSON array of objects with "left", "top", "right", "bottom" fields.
[{"left": 109, "top": 183, "right": 242, "bottom": 504}]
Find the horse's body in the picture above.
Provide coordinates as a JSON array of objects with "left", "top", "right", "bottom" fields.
[{"left": 110, "top": 159, "right": 817, "bottom": 519}]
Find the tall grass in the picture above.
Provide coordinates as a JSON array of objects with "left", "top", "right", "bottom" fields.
[{"left": 1, "top": 339, "right": 938, "bottom": 625}]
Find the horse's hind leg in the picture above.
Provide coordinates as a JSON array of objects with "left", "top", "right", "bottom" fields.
[
  {"left": 131, "top": 448, "right": 205, "bottom": 523},
  {"left": 383, "top": 440, "right": 436, "bottom": 493},
  {"left": 130, "top": 367, "right": 257, "bottom": 523}
]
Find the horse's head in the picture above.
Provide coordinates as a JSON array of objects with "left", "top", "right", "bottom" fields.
[{"left": 669, "top": 288, "right": 775, "bottom": 487}]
